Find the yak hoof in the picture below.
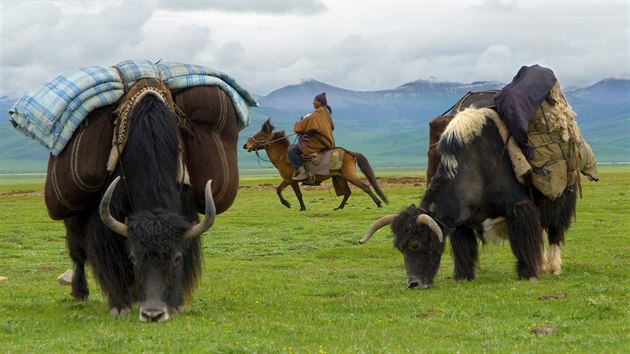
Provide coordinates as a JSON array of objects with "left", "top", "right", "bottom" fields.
[
  {"left": 172, "top": 305, "right": 185, "bottom": 314},
  {"left": 71, "top": 290, "right": 89, "bottom": 302},
  {"left": 110, "top": 307, "right": 131, "bottom": 317}
]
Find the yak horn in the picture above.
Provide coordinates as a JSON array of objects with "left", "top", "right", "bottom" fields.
[
  {"left": 99, "top": 176, "right": 129, "bottom": 237},
  {"left": 359, "top": 214, "right": 397, "bottom": 244},
  {"left": 184, "top": 180, "right": 216, "bottom": 239},
  {"left": 415, "top": 214, "right": 443, "bottom": 243}
]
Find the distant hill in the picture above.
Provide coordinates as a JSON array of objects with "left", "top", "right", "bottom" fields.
[{"left": 1, "top": 78, "right": 629, "bottom": 174}]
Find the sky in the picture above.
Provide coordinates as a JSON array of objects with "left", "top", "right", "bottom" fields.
[{"left": 1, "top": 0, "right": 628, "bottom": 98}]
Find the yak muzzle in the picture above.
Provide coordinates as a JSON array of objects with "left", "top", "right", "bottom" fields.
[
  {"left": 406, "top": 277, "right": 431, "bottom": 290},
  {"left": 140, "top": 306, "right": 170, "bottom": 322}
]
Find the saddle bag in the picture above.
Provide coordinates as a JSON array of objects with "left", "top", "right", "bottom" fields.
[
  {"left": 45, "top": 106, "right": 114, "bottom": 220},
  {"left": 176, "top": 86, "right": 240, "bottom": 215}
]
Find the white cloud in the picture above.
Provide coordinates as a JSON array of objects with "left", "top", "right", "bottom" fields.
[
  {"left": 156, "top": 0, "right": 327, "bottom": 15},
  {"left": 1, "top": 0, "right": 628, "bottom": 97}
]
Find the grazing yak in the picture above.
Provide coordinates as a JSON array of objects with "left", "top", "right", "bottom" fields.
[
  {"left": 360, "top": 107, "right": 578, "bottom": 289},
  {"left": 64, "top": 81, "right": 218, "bottom": 321}
]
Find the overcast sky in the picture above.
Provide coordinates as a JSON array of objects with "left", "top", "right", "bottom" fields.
[{"left": 1, "top": 0, "right": 628, "bottom": 98}]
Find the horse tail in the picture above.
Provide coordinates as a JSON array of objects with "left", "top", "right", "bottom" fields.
[{"left": 347, "top": 150, "right": 388, "bottom": 204}]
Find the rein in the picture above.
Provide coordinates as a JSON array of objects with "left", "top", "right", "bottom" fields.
[
  {"left": 249, "top": 133, "right": 296, "bottom": 148},
  {"left": 248, "top": 133, "right": 296, "bottom": 167}
]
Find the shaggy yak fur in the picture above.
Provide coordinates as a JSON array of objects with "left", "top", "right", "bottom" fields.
[
  {"left": 64, "top": 94, "right": 213, "bottom": 321},
  {"left": 361, "top": 107, "right": 577, "bottom": 289}
]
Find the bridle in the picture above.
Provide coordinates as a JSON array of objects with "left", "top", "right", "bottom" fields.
[{"left": 246, "top": 133, "right": 297, "bottom": 166}]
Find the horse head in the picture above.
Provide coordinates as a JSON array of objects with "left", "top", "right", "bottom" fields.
[{"left": 243, "top": 117, "right": 279, "bottom": 152}]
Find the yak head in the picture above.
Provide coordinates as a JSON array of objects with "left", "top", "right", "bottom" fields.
[
  {"left": 360, "top": 205, "right": 445, "bottom": 289},
  {"left": 99, "top": 176, "right": 216, "bottom": 322}
]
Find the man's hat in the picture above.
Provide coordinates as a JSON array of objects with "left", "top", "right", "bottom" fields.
[{"left": 315, "top": 92, "right": 327, "bottom": 105}]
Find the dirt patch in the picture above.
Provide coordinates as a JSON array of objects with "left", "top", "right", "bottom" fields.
[
  {"left": 538, "top": 293, "right": 567, "bottom": 301},
  {"left": 531, "top": 325, "right": 557, "bottom": 335},
  {"left": 416, "top": 310, "right": 440, "bottom": 319},
  {"left": 0, "top": 190, "right": 44, "bottom": 197},
  {"left": 239, "top": 176, "right": 426, "bottom": 190}
]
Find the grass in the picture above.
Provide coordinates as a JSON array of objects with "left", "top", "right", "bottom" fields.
[{"left": 0, "top": 166, "right": 628, "bottom": 353}]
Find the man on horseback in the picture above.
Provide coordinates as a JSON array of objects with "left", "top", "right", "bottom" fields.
[{"left": 288, "top": 92, "right": 335, "bottom": 180}]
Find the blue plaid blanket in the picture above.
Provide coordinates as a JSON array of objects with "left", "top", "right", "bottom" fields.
[{"left": 8, "top": 59, "right": 259, "bottom": 155}]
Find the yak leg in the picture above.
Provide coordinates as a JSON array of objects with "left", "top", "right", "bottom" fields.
[
  {"left": 540, "top": 187, "right": 576, "bottom": 275},
  {"left": 545, "top": 222, "right": 570, "bottom": 275},
  {"left": 85, "top": 212, "right": 134, "bottom": 316},
  {"left": 345, "top": 176, "right": 382, "bottom": 208},
  {"left": 450, "top": 226, "right": 478, "bottom": 281},
  {"left": 63, "top": 216, "right": 89, "bottom": 301},
  {"left": 507, "top": 200, "right": 544, "bottom": 280}
]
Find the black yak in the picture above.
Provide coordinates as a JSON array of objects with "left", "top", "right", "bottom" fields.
[
  {"left": 64, "top": 84, "right": 216, "bottom": 321},
  {"left": 360, "top": 107, "right": 578, "bottom": 289}
]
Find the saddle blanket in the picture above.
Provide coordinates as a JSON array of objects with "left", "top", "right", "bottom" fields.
[
  {"left": 8, "top": 59, "right": 259, "bottom": 155},
  {"left": 304, "top": 148, "right": 345, "bottom": 175}
]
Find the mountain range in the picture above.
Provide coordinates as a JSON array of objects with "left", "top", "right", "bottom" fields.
[{"left": 1, "top": 77, "right": 628, "bottom": 174}]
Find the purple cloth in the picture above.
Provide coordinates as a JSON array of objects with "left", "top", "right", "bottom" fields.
[{"left": 494, "top": 65, "right": 557, "bottom": 159}]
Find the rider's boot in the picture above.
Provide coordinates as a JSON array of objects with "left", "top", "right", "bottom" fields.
[{"left": 292, "top": 166, "right": 308, "bottom": 180}]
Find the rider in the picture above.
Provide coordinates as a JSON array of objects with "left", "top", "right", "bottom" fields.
[{"left": 287, "top": 92, "right": 335, "bottom": 180}]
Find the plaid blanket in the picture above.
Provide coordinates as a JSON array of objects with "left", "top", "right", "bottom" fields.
[{"left": 8, "top": 59, "right": 258, "bottom": 155}]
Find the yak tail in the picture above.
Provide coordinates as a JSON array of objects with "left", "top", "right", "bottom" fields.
[{"left": 349, "top": 150, "right": 388, "bottom": 204}]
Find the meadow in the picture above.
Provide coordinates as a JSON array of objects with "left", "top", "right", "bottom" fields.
[{"left": 0, "top": 166, "right": 628, "bottom": 353}]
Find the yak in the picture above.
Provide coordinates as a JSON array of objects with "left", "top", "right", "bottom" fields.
[
  {"left": 360, "top": 107, "right": 577, "bottom": 289},
  {"left": 64, "top": 85, "right": 216, "bottom": 322}
]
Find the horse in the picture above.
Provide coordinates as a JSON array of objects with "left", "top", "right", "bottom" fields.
[{"left": 243, "top": 118, "right": 388, "bottom": 211}]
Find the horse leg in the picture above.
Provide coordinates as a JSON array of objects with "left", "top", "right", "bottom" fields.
[
  {"left": 288, "top": 180, "right": 306, "bottom": 211},
  {"left": 507, "top": 200, "right": 544, "bottom": 280},
  {"left": 276, "top": 180, "right": 292, "bottom": 209},
  {"left": 333, "top": 177, "right": 351, "bottom": 210},
  {"left": 63, "top": 216, "right": 89, "bottom": 301},
  {"left": 346, "top": 175, "right": 382, "bottom": 208},
  {"left": 450, "top": 226, "right": 478, "bottom": 281}
]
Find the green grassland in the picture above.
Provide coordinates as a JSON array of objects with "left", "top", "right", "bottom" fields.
[{"left": 0, "top": 167, "right": 628, "bottom": 353}]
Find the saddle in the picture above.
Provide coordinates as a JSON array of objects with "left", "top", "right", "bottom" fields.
[
  {"left": 300, "top": 148, "right": 346, "bottom": 185},
  {"left": 426, "top": 88, "right": 599, "bottom": 200},
  {"left": 45, "top": 81, "right": 240, "bottom": 219}
]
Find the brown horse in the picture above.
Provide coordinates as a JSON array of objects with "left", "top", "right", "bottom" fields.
[{"left": 243, "top": 118, "right": 388, "bottom": 211}]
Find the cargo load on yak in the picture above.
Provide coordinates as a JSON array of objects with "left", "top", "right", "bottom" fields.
[
  {"left": 8, "top": 59, "right": 258, "bottom": 220},
  {"left": 426, "top": 65, "right": 598, "bottom": 200}
]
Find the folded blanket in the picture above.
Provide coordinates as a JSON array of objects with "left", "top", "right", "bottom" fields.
[{"left": 8, "top": 59, "right": 259, "bottom": 155}]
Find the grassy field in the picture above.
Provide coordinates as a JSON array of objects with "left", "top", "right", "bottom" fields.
[{"left": 0, "top": 166, "right": 628, "bottom": 353}]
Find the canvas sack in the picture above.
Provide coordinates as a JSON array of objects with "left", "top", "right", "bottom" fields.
[{"left": 45, "top": 106, "right": 114, "bottom": 219}]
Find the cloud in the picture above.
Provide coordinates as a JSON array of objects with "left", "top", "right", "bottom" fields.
[
  {"left": 156, "top": 0, "right": 327, "bottom": 15},
  {"left": 1, "top": 0, "right": 628, "bottom": 98}
]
